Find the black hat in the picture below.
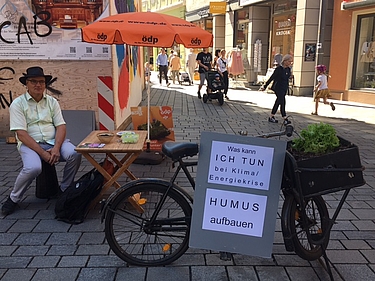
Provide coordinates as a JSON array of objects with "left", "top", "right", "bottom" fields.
[{"left": 19, "top": 67, "right": 52, "bottom": 85}]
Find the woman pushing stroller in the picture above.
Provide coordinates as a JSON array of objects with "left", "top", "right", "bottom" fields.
[{"left": 216, "top": 49, "right": 229, "bottom": 100}]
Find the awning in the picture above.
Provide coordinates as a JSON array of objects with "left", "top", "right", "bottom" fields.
[{"left": 342, "top": 0, "right": 375, "bottom": 10}]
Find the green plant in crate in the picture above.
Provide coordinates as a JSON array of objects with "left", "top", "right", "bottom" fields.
[{"left": 292, "top": 122, "right": 340, "bottom": 155}]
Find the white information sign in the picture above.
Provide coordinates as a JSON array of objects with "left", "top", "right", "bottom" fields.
[
  {"left": 208, "top": 140, "right": 274, "bottom": 190},
  {"left": 189, "top": 131, "right": 287, "bottom": 258},
  {"left": 202, "top": 188, "right": 267, "bottom": 237}
]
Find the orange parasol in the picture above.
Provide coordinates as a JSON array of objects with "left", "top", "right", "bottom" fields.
[
  {"left": 81, "top": 12, "right": 213, "bottom": 48},
  {"left": 81, "top": 12, "right": 213, "bottom": 150}
]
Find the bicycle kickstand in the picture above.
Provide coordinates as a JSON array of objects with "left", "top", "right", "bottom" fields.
[{"left": 318, "top": 247, "right": 334, "bottom": 281}]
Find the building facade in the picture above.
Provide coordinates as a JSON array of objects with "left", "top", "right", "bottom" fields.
[
  {"left": 142, "top": 0, "right": 187, "bottom": 70},
  {"left": 184, "top": 0, "right": 333, "bottom": 97},
  {"left": 330, "top": 0, "right": 375, "bottom": 105},
  {"left": 144, "top": 0, "right": 375, "bottom": 105}
]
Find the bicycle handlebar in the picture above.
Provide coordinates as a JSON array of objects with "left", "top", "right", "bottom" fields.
[{"left": 285, "top": 124, "right": 293, "bottom": 137}]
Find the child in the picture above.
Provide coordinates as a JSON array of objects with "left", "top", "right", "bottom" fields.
[
  {"left": 211, "top": 73, "right": 224, "bottom": 91},
  {"left": 144, "top": 62, "right": 151, "bottom": 83},
  {"left": 312, "top": 64, "right": 335, "bottom": 115}
]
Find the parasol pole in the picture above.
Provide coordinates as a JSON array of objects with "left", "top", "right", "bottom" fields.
[{"left": 146, "top": 80, "right": 151, "bottom": 152}]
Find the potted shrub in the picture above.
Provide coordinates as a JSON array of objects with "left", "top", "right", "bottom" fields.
[{"left": 286, "top": 123, "right": 365, "bottom": 197}]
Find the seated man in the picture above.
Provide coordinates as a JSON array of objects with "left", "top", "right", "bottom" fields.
[{"left": 1, "top": 66, "right": 82, "bottom": 215}]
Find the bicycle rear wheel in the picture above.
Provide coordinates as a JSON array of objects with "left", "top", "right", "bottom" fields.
[
  {"left": 282, "top": 195, "right": 330, "bottom": 261},
  {"left": 104, "top": 183, "right": 192, "bottom": 266}
]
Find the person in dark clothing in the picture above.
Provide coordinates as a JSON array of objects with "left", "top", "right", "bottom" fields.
[
  {"left": 260, "top": 54, "right": 293, "bottom": 124},
  {"left": 196, "top": 48, "right": 212, "bottom": 99}
]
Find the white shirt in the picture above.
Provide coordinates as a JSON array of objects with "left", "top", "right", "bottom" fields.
[
  {"left": 10, "top": 92, "right": 66, "bottom": 147},
  {"left": 317, "top": 74, "right": 328, "bottom": 90},
  {"left": 216, "top": 57, "right": 228, "bottom": 73}
]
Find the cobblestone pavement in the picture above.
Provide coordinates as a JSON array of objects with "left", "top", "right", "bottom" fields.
[{"left": 1, "top": 76, "right": 374, "bottom": 281}]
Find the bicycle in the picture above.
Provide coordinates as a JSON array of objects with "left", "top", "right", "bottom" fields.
[{"left": 100, "top": 124, "right": 365, "bottom": 278}]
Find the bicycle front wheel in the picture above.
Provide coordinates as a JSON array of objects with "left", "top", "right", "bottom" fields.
[
  {"left": 282, "top": 195, "right": 330, "bottom": 261},
  {"left": 104, "top": 183, "right": 192, "bottom": 266}
]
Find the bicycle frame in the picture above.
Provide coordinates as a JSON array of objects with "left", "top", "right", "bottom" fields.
[{"left": 147, "top": 158, "right": 197, "bottom": 225}]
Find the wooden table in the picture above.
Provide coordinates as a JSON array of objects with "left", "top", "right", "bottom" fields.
[{"left": 75, "top": 130, "right": 147, "bottom": 210}]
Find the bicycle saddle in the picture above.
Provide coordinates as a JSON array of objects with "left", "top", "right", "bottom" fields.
[{"left": 162, "top": 141, "right": 199, "bottom": 161}]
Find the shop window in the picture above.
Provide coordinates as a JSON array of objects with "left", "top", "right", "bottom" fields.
[
  {"left": 234, "top": 10, "right": 248, "bottom": 50},
  {"left": 352, "top": 14, "right": 375, "bottom": 91},
  {"left": 271, "top": 13, "right": 296, "bottom": 67},
  {"left": 233, "top": 9, "right": 249, "bottom": 80}
]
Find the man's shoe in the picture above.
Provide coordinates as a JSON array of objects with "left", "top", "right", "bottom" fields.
[
  {"left": 268, "top": 116, "right": 278, "bottom": 123},
  {"left": 2, "top": 196, "right": 17, "bottom": 215},
  {"left": 283, "top": 118, "right": 291, "bottom": 125},
  {"left": 167, "top": 83, "right": 170, "bottom": 87},
  {"left": 197, "top": 92, "right": 201, "bottom": 99}
]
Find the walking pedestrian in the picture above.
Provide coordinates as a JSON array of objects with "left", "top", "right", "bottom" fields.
[
  {"left": 196, "top": 48, "right": 212, "bottom": 99},
  {"left": 156, "top": 48, "right": 170, "bottom": 87},
  {"left": 311, "top": 64, "right": 335, "bottom": 115},
  {"left": 260, "top": 54, "right": 293, "bottom": 124},
  {"left": 213, "top": 49, "right": 221, "bottom": 69},
  {"left": 216, "top": 49, "right": 229, "bottom": 99},
  {"left": 1, "top": 66, "right": 82, "bottom": 215},
  {"left": 144, "top": 61, "right": 151, "bottom": 84},
  {"left": 186, "top": 49, "right": 196, "bottom": 85},
  {"left": 169, "top": 52, "right": 181, "bottom": 84},
  {"left": 168, "top": 50, "right": 174, "bottom": 66}
]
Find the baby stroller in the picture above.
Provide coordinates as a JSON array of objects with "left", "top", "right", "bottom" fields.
[
  {"left": 203, "top": 70, "right": 225, "bottom": 105},
  {"left": 179, "top": 72, "right": 191, "bottom": 85}
]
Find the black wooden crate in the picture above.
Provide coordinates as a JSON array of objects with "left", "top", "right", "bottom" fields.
[{"left": 287, "top": 137, "right": 365, "bottom": 197}]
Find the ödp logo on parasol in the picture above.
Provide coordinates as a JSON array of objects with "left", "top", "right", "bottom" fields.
[
  {"left": 191, "top": 38, "right": 202, "bottom": 46},
  {"left": 96, "top": 33, "right": 108, "bottom": 41},
  {"left": 142, "top": 35, "right": 159, "bottom": 45}
]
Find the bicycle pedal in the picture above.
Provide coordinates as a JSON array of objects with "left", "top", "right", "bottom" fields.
[
  {"left": 162, "top": 244, "right": 171, "bottom": 252},
  {"left": 99, "top": 199, "right": 106, "bottom": 214}
]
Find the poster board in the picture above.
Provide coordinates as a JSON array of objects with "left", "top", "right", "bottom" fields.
[
  {"left": 304, "top": 43, "right": 316, "bottom": 62},
  {"left": 131, "top": 106, "right": 175, "bottom": 151},
  {"left": 189, "top": 131, "right": 286, "bottom": 258},
  {"left": 0, "top": 0, "right": 110, "bottom": 60}
]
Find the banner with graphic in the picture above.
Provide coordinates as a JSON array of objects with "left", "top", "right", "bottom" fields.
[
  {"left": 0, "top": 0, "right": 110, "bottom": 60},
  {"left": 131, "top": 106, "right": 175, "bottom": 151}
]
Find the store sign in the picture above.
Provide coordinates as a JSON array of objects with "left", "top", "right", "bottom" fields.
[
  {"left": 209, "top": 2, "right": 227, "bottom": 14},
  {"left": 190, "top": 131, "right": 286, "bottom": 258},
  {"left": 239, "top": 0, "right": 265, "bottom": 7},
  {"left": 275, "top": 20, "right": 292, "bottom": 36},
  {"left": 197, "top": 9, "right": 210, "bottom": 18}
]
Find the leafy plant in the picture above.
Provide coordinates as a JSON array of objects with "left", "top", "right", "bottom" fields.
[{"left": 292, "top": 123, "right": 340, "bottom": 155}]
